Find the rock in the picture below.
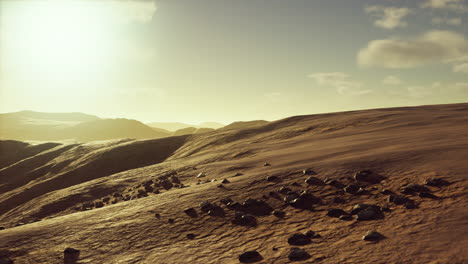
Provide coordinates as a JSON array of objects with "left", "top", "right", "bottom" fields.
[
  {"left": 196, "top": 172, "right": 206, "bottom": 178},
  {"left": 217, "top": 184, "right": 225, "bottom": 188},
  {"left": 170, "top": 176, "right": 180, "bottom": 184},
  {"left": 324, "top": 178, "right": 345, "bottom": 188},
  {"left": 419, "top": 192, "right": 438, "bottom": 199},
  {"left": 288, "top": 233, "right": 312, "bottom": 245},
  {"left": 305, "top": 176, "right": 325, "bottom": 186},
  {"left": 113, "top": 192, "right": 122, "bottom": 197},
  {"left": 288, "top": 247, "right": 311, "bottom": 261},
  {"left": 153, "top": 189, "right": 160, "bottom": 194},
  {"left": 425, "top": 178, "right": 449, "bottom": 187},
  {"left": 160, "top": 179, "right": 173, "bottom": 190},
  {"left": 356, "top": 207, "right": 382, "bottom": 221},
  {"left": 401, "top": 183, "right": 429, "bottom": 194},
  {"left": 143, "top": 180, "right": 153, "bottom": 187},
  {"left": 327, "top": 208, "right": 347, "bottom": 217},
  {"left": 240, "top": 198, "right": 273, "bottom": 216},
  {"left": 266, "top": 175, "right": 279, "bottom": 182},
  {"left": 220, "top": 197, "right": 234, "bottom": 205},
  {"left": 388, "top": 195, "right": 411, "bottom": 205},
  {"left": 186, "top": 233, "right": 196, "bottom": 240},
  {"left": 168, "top": 218, "right": 175, "bottom": 224},
  {"left": 199, "top": 201, "right": 215, "bottom": 213},
  {"left": 234, "top": 172, "right": 243, "bottom": 176},
  {"left": 264, "top": 162, "right": 271, "bottom": 167},
  {"left": 380, "top": 189, "right": 393, "bottom": 195},
  {"left": 362, "top": 231, "right": 384, "bottom": 241},
  {"left": 291, "top": 182, "right": 302, "bottom": 187},
  {"left": 278, "top": 187, "right": 293, "bottom": 194},
  {"left": 102, "top": 197, "right": 111, "bottom": 203},
  {"left": 404, "top": 202, "right": 418, "bottom": 209},
  {"left": 0, "top": 258, "right": 14, "bottom": 264},
  {"left": 268, "top": 191, "right": 282, "bottom": 199},
  {"left": 303, "top": 168, "right": 316, "bottom": 175},
  {"left": 304, "top": 230, "right": 320, "bottom": 238},
  {"left": 289, "top": 192, "right": 319, "bottom": 210},
  {"left": 154, "top": 213, "right": 160, "bottom": 218},
  {"left": 239, "top": 250, "right": 263, "bottom": 263},
  {"left": 339, "top": 214, "right": 353, "bottom": 221},
  {"left": 208, "top": 206, "right": 225, "bottom": 217},
  {"left": 64, "top": 247, "right": 80, "bottom": 264},
  {"left": 221, "top": 179, "right": 230, "bottom": 184},
  {"left": 0, "top": 227, "right": 5, "bottom": 230},
  {"left": 272, "top": 210, "right": 285, "bottom": 218},
  {"left": 232, "top": 212, "right": 257, "bottom": 227},
  {"left": 284, "top": 192, "right": 300, "bottom": 203},
  {"left": 184, "top": 208, "right": 198, "bottom": 218},
  {"left": 226, "top": 201, "right": 243, "bottom": 211},
  {"left": 94, "top": 201, "right": 104, "bottom": 208},
  {"left": 344, "top": 184, "right": 360, "bottom": 194},
  {"left": 350, "top": 204, "right": 380, "bottom": 215},
  {"left": 354, "top": 170, "right": 382, "bottom": 183}
]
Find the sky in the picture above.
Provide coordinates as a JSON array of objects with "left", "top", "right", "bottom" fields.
[{"left": 0, "top": 0, "right": 467, "bottom": 124}]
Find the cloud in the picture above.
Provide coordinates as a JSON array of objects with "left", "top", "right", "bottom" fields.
[
  {"left": 383, "top": 75, "right": 402, "bottom": 85},
  {"left": 431, "top": 17, "right": 462, "bottom": 25},
  {"left": 421, "top": 0, "right": 468, "bottom": 12},
  {"left": 357, "top": 30, "right": 468, "bottom": 68},
  {"left": 110, "top": 0, "right": 157, "bottom": 23},
  {"left": 454, "top": 63, "right": 468, "bottom": 73},
  {"left": 308, "top": 72, "right": 371, "bottom": 95},
  {"left": 365, "top": 6, "right": 411, "bottom": 29}
]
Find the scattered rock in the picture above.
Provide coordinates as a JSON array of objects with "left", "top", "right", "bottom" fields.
[
  {"left": 327, "top": 208, "right": 347, "bottom": 217},
  {"left": 113, "top": 192, "right": 122, "bottom": 197},
  {"left": 160, "top": 179, "right": 173, "bottom": 190},
  {"left": 171, "top": 176, "right": 181, "bottom": 184},
  {"left": 266, "top": 175, "right": 279, "bottom": 182},
  {"left": 324, "top": 178, "right": 345, "bottom": 188},
  {"left": 380, "top": 189, "right": 393, "bottom": 195},
  {"left": 304, "top": 230, "right": 320, "bottom": 238},
  {"left": 64, "top": 247, "right": 80, "bottom": 264},
  {"left": 226, "top": 201, "right": 243, "bottom": 211},
  {"left": 0, "top": 227, "right": 5, "bottom": 230},
  {"left": 305, "top": 176, "right": 325, "bottom": 186},
  {"left": 208, "top": 206, "right": 225, "bottom": 217},
  {"left": 221, "top": 179, "right": 230, "bottom": 184},
  {"left": 289, "top": 192, "right": 319, "bottom": 210},
  {"left": 239, "top": 250, "right": 263, "bottom": 263},
  {"left": 362, "top": 231, "right": 384, "bottom": 241},
  {"left": 339, "top": 214, "right": 353, "bottom": 221},
  {"left": 344, "top": 184, "right": 360, "bottom": 194},
  {"left": 220, "top": 197, "right": 234, "bottom": 205},
  {"left": 232, "top": 212, "right": 257, "bottom": 227},
  {"left": 272, "top": 210, "right": 286, "bottom": 218},
  {"left": 401, "top": 183, "right": 429, "bottom": 194},
  {"left": 197, "top": 172, "right": 206, "bottom": 178},
  {"left": 356, "top": 207, "right": 382, "bottom": 221},
  {"left": 288, "top": 247, "right": 311, "bottom": 261},
  {"left": 354, "top": 170, "right": 383, "bottom": 183},
  {"left": 288, "top": 233, "right": 312, "bottom": 246},
  {"left": 240, "top": 198, "right": 273, "bottom": 216},
  {"left": 404, "top": 202, "right": 418, "bottom": 209},
  {"left": 303, "top": 168, "right": 316, "bottom": 175},
  {"left": 94, "top": 201, "right": 104, "bottom": 208},
  {"left": 0, "top": 258, "right": 14, "bottom": 264},
  {"left": 234, "top": 172, "right": 243, "bottom": 176},
  {"left": 268, "top": 191, "right": 282, "bottom": 199},
  {"left": 388, "top": 195, "right": 411, "bottom": 205},
  {"left": 425, "top": 178, "right": 449, "bottom": 187},
  {"left": 351, "top": 204, "right": 381, "bottom": 215},
  {"left": 278, "top": 187, "right": 293, "bottom": 194},
  {"left": 184, "top": 208, "right": 198, "bottom": 218},
  {"left": 284, "top": 192, "right": 300, "bottom": 203},
  {"left": 154, "top": 213, "right": 160, "bottom": 218},
  {"left": 168, "top": 218, "right": 175, "bottom": 224},
  {"left": 217, "top": 184, "right": 225, "bottom": 188},
  {"left": 199, "top": 201, "right": 215, "bottom": 213},
  {"left": 264, "top": 162, "right": 271, "bottom": 167},
  {"left": 186, "top": 233, "right": 196, "bottom": 240},
  {"left": 331, "top": 197, "right": 346, "bottom": 204},
  {"left": 291, "top": 182, "right": 302, "bottom": 187},
  {"left": 419, "top": 192, "right": 438, "bottom": 199}
]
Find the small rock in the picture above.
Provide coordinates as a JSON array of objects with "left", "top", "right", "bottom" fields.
[
  {"left": 268, "top": 191, "right": 281, "bottom": 199},
  {"left": 217, "top": 184, "right": 224, "bottom": 188},
  {"left": 220, "top": 197, "right": 234, "bottom": 205},
  {"left": 425, "top": 178, "right": 449, "bottom": 187},
  {"left": 327, "top": 208, "right": 347, "bottom": 217},
  {"left": 170, "top": 176, "right": 181, "bottom": 184},
  {"left": 278, "top": 187, "right": 293, "bottom": 194},
  {"left": 241, "top": 198, "right": 273, "bottom": 216},
  {"left": 401, "top": 183, "right": 429, "bottom": 194},
  {"left": 303, "top": 168, "right": 316, "bottom": 175},
  {"left": 186, "top": 233, "right": 196, "bottom": 240},
  {"left": 234, "top": 172, "right": 243, "bottom": 176},
  {"left": 199, "top": 201, "right": 215, "bottom": 213},
  {"left": 102, "top": 197, "right": 111, "bottom": 203},
  {"left": 168, "top": 218, "right": 175, "bottom": 224},
  {"left": 356, "top": 207, "right": 382, "bottom": 221},
  {"left": 284, "top": 193, "right": 300, "bottom": 203},
  {"left": 380, "top": 189, "right": 393, "bottom": 195},
  {"left": 239, "top": 250, "right": 263, "bottom": 263},
  {"left": 362, "top": 230, "right": 384, "bottom": 241},
  {"left": 344, "top": 184, "right": 360, "bottom": 194},
  {"left": 160, "top": 179, "right": 173, "bottom": 190},
  {"left": 0, "top": 258, "right": 14, "bottom": 264},
  {"left": 232, "top": 211, "right": 257, "bottom": 227},
  {"left": 264, "top": 162, "right": 271, "bottom": 167},
  {"left": 0, "top": 227, "right": 5, "bottom": 230},
  {"left": 184, "top": 208, "right": 198, "bottom": 218},
  {"left": 340, "top": 214, "right": 353, "bottom": 221},
  {"left": 64, "top": 247, "right": 80, "bottom": 264},
  {"left": 266, "top": 175, "right": 279, "bottom": 182},
  {"left": 324, "top": 178, "right": 345, "bottom": 188},
  {"left": 113, "top": 192, "right": 122, "bottom": 197},
  {"left": 419, "top": 192, "right": 438, "bottom": 199},
  {"left": 154, "top": 213, "right": 160, "bottom": 218},
  {"left": 291, "top": 182, "right": 301, "bottom": 187},
  {"left": 388, "top": 195, "right": 411, "bottom": 205},
  {"left": 304, "top": 230, "right": 320, "bottom": 238},
  {"left": 288, "top": 247, "right": 311, "bottom": 261},
  {"left": 221, "top": 179, "right": 230, "bottom": 184},
  {"left": 207, "top": 206, "right": 225, "bottom": 217},
  {"left": 196, "top": 172, "right": 206, "bottom": 178},
  {"left": 404, "top": 202, "right": 418, "bottom": 209},
  {"left": 305, "top": 176, "right": 325, "bottom": 186},
  {"left": 354, "top": 170, "right": 383, "bottom": 183},
  {"left": 288, "top": 233, "right": 312, "bottom": 245},
  {"left": 272, "top": 210, "right": 285, "bottom": 218}
]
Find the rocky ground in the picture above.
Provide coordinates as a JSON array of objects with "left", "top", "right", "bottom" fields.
[{"left": 1, "top": 103, "right": 467, "bottom": 263}]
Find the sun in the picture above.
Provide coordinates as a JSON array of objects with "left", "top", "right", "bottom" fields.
[{"left": 0, "top": 0, "right": 117, "bottom": 82}]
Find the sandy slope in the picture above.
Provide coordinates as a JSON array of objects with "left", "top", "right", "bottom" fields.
[{"left": 0, "top": 103, "right": 467, "bottom": 264}]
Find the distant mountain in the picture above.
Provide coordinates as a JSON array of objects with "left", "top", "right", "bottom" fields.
[
  {"left": 220, "top": 120, "right": 269, "bottom": 131},
  {"left": 147, "top": 121, "right": 225, "bottom": 131},
  {"left": 172, "top": 127, "right": 215, "bottom": 136},
  {"left": 0, "top": 111, "right": 170, "bottom": 142}
]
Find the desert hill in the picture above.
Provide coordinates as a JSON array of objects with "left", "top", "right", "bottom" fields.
[
  {"left": 0, "top": 111, "right": 171, "bottom": 142},
  {"left": 147, "top": 121, "right": 225, "bottom": 131},
  {"left": 0, "top": 103, "right": 468, "bottom": 263}
]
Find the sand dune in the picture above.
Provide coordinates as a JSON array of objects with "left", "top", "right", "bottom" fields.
[{"left": 0, "top": 103, "right": 467, "bottom": 263}]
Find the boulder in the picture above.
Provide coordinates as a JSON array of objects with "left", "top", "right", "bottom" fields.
[
  {"left": 288, "top": 247, "right": 311, "bottom": 261},
  {"left": 288, "top": 233, "right": 312, "bottom": 246},
  {"left": 425, "top": 178, "right": 449, "bottom": 187},
  {"left": 183, "top": 208, "right": 198, "bottom": 218},
  {"left": 64, "top": 248, "right": 80, "bottom": 264},
  {"left": 240, "top": 199, "right": 273, "bottom": 216},
  {"left": 327, "top": 208, "right": 347, "bottom": 217},
  {"left": 305, "top": 176, "right": 325, "bottom": 186},
  {"left": 239, "top": 251, "right": 263, "bottom": 263},
  {"left": 362, "top": 231, "right": 384, "bottom": 241}
]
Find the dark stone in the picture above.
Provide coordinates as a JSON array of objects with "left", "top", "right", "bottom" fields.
[
  {"left": 268, "top": 191, "right": 281, "bottom": 199},
  {"left": 0, "top": 258, "right": 14, "bottom": 264},
  {"left": 289, "top": 192, "right": 319, "bottom": 210},
  {"left": 217, "top": 184, "right": 225, "bottom": 188},
  {"left": 305, "top": 176, "right": 325, "bottom": 186},
  {"left": 266, "top": 175, "right": 279, "bottom": 182},
  {"left": 344, "top": 184, "right": 360, "bottom": 194},
  {"left": 350, "top": 204, "right": 381, "bottom": 215},
  {"left": 327, "top": 208, "right": 347, "bottom": 217},
  {"left": 380, "top": 189, "right": 393, "bottom": 195},
  {"left": 278, "top": 187, "right": 293, "bottom": 194},
  {"left": 186, "top": 233, "right": 196, "bottom": 240},
  {"left": 425, "top": 178, "right": 449, "bottom": 187},
  {"left": 419, "top": 192, "right": 438, "bottom": 199},
  {"left": 288, "top": 247, "right": 311, "bottom": 261},
  {"left": 232, "top": 211, "right": 257, "bottom": 227},
  {"left": 401, "top": 184, "right": 429, "bottom": 194},
  {"left": 404, "top": 202, "right": 418, "bottom": 209},
  {"left": 143, "top": 180, "right": 153, "bottom": 187},
  {"left": 272, "top": 210, "right": 285, "bottom": 218},
  {"left": 220, "top": 197, "right": 234, "bottom": 205},
  {"left": 154, "top": 213, "right": 160, "bottom": 218},
  {"left": 199, "top": 201, "right": 216, "bottom": 213},
  {"left": 264, "top": 162, "right": 271, "bottom": 167},
  {"left": 221, "top": 179, "right": 230, "bottom": 184},
  {"left": 64, "top": 247, "right": 80, "bottom": 264},
  {"left": 388, "top": 195, "right": 411, "bottom": 205},
  {"left": 102, "top": 197, "right": 110, "bottom": 203},
  {"left": 284, "top": 193, "right": 300, "bottom": 203},
  {"left": 288, "top": 233, "right": 312, "bottom": 245},
  {"left": 303, "top": 168, "right": 316, "bottom": 175},
  {"left": 339, "top": 214, "right": 353, "bottom": 221},
  {"left": 208, "top": 206, "right": 225, "bottom": 217},
  {"left": 160, "top": 179, "right": 173, "bottom": 190},
  {"left": 304, "top": 230, "right": 320, "bottom": 238},
  {"left": 239, "top": 251, "right": 263, "bottom": 263},
  {"left": 143, "top": 185, "right": 154, "bottom": 192},
  {"left": 184, "top": 208, "right": 198, "bottom": 218},
  {"left": 153, "top": 189, "right": 160, "bottom": 194},
  {"left": 226, "top": 201, "right": 243, "bottom": 211},
  {"left": 171, "top": 176, "right": 181, "bottom": 184},
  {"left": 331, "top": 197, "right": 346, "bottom": 204},
  {"left": 356, "top": 208, "right": 383, "bottom": 221},
  {"left": 324, "top": 178, "right": 345, "bottom": 188},
  {"left": 94, "top": 201, "right": 104, "bottom": 208},
  {"left": 354, "top": 170, "right": 383, "bottom": 183},
  {"left": 240, "top": 198, "right": 273, "bottom": 216},
  {"left": 0, "top": 227, "right": 5, "bottom": 230},
  {"left": 362, "top": 231, "right": 384, "bottom": 241},
  {"left": 291, "top": 182, "right": 301, "bottom": 187},
  {"left": 113, "top": 192, "right": 122, "bottom": 197},
  {"left": 168, "top": 218, "right": 175, "bottom": 224},
  {"left": 234, "top": 172, "right": 243, "bottom": 176}
]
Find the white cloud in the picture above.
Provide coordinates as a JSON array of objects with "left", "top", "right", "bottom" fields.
[
  {"left": 453, "top": 63, "right": 468, "bottom": 73},
  {"left": 421, "top": 0, "right": 468, "bottom": 12},
  {"left": 308, "top": 72, "right": 371, "bottom": 95},
  {"left": 365, "top": 6, "right": 411, "bottom": 29},
  {"left": 383, "top": 75, "right": 402, "bottom": 85},
  {"left": 432, "top": 17, "right": 462, "bottom": 25},
  {"left": 357, "top": 30, "right": 468, "bottom": 68}
]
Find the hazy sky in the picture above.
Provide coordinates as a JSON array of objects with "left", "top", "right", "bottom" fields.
[{"left": 1, "top": 0, "right": 467, "bottom": 123}]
